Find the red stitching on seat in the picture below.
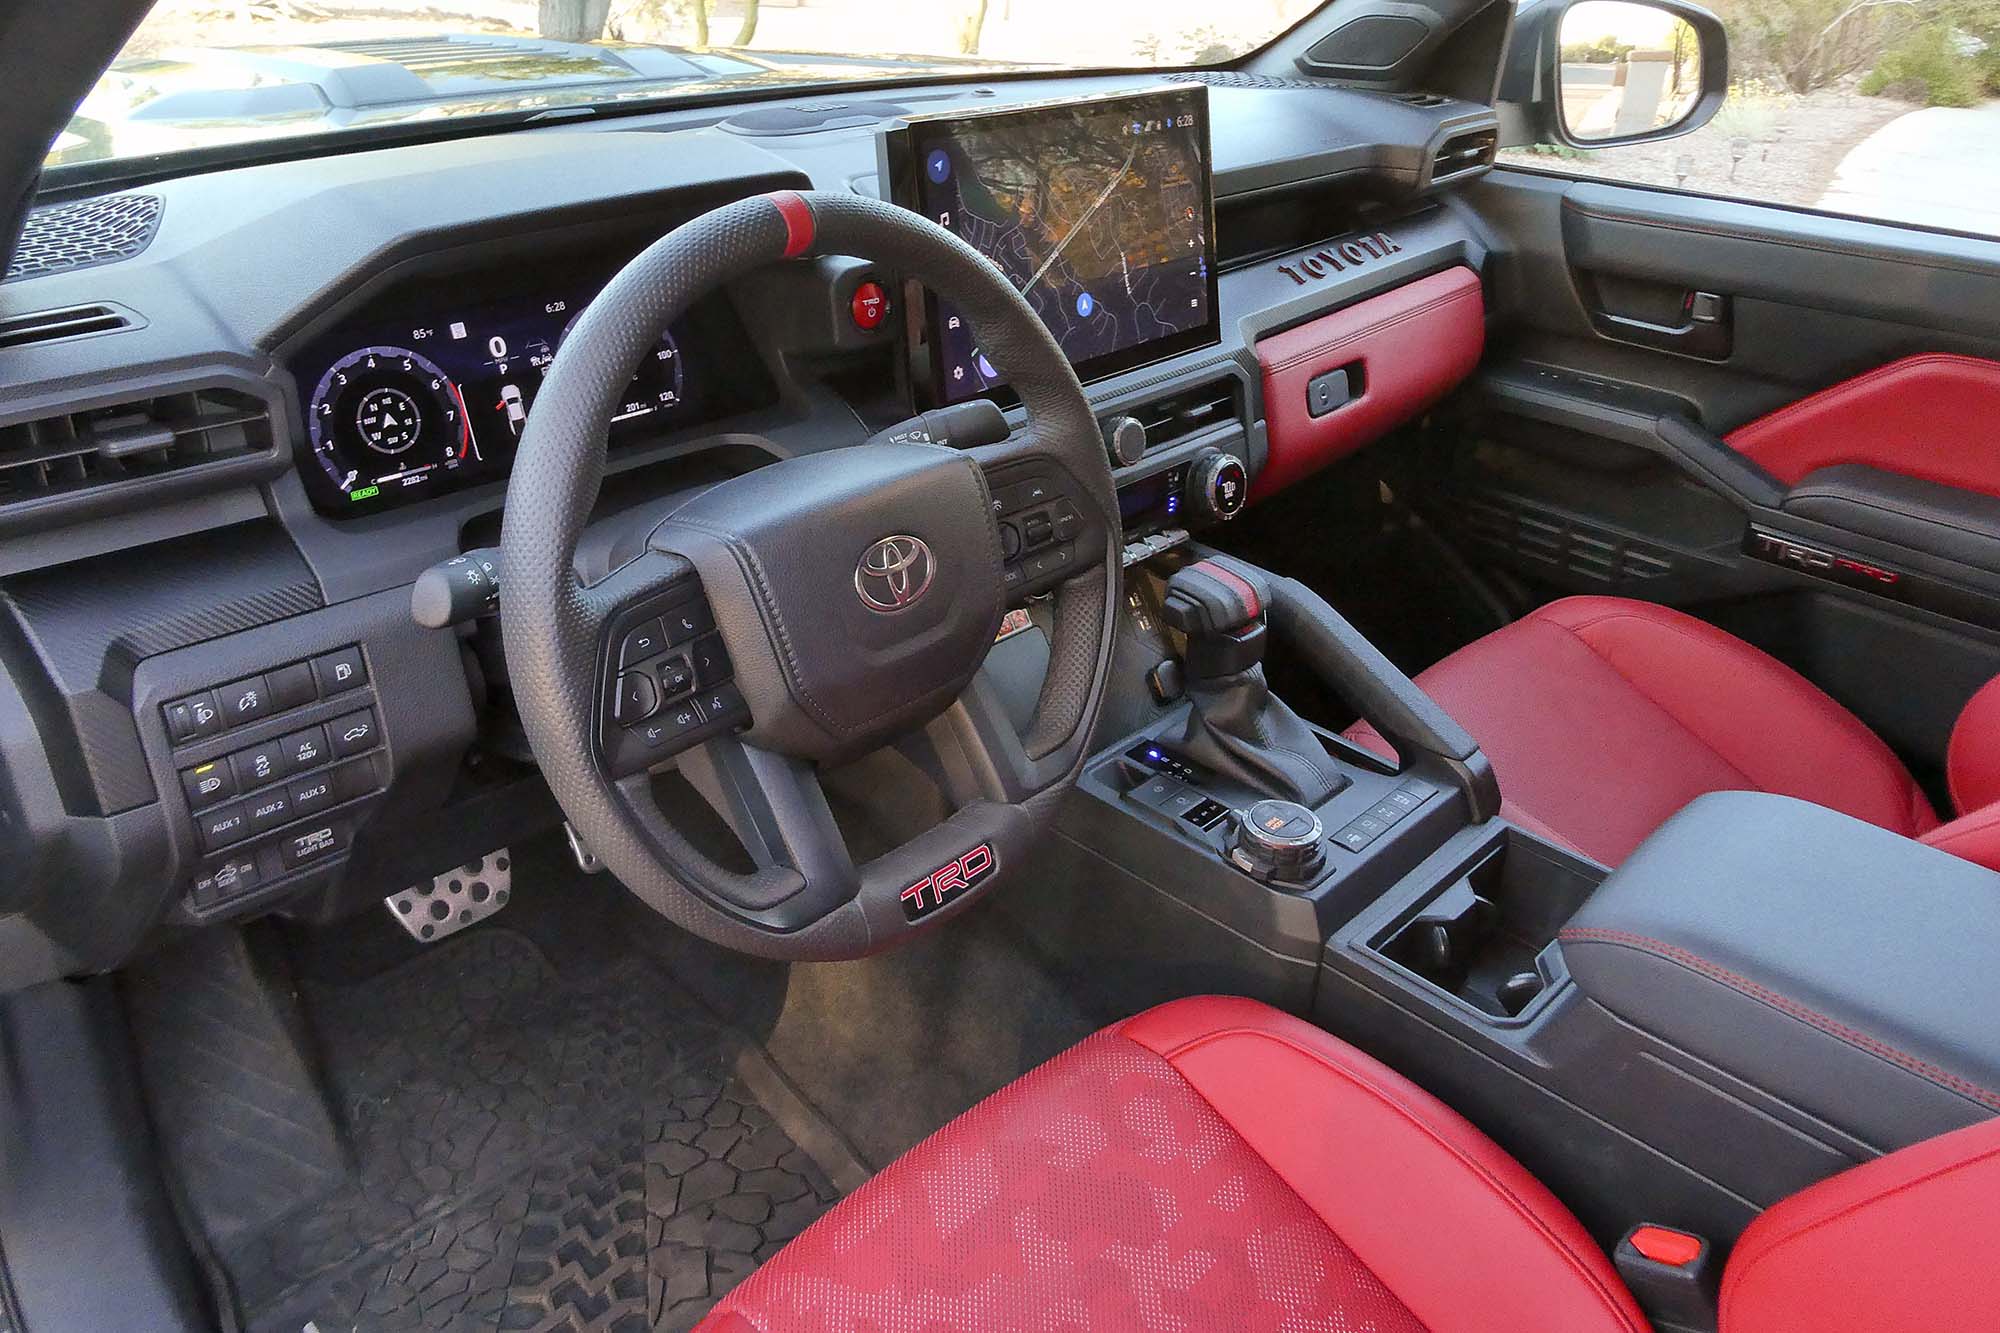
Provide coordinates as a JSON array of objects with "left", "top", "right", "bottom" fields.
[{"left": 1559, "top": 926, "right": 2000, "bottom": 1111}]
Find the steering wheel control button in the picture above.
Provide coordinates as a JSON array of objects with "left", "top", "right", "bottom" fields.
[
  {"left": 689, "top": 634, "right": 731, "bottom": 687},
  {"left": 1022, "top": 514, "right": 1054, "bottom": 548},
  {"left": 999, "top": 521, "right": 1023, "bottom": 561},
  {"left": 659, "top": 699, "right": 705, "bottom": 738},
  {"left": 1052, "top": 500, "right": 1083, "bottom": 542},
  {"left": 280, "top": 819, "right": 350, "bottom": 871},
  {"left": 849, "top": 279, "right": 889, "bottom": 331},
  {"left": 696, "top": 684, "right": 747, "bottom": 725},
  {"left": 657, "top": 656, "right": 695, "bottom": 699},
  {"left": 329, "top": 709, "right": 380, "bottom": 758},
  {"left": 311, "top": 646, "right": 368, "bottom": 696},
  {"left": 662, "top": 602, "right": 714, "bottom": 646},
  {"left": 614, "top": 672, "right": 660, "bottom": 725},
  {"left": 197, "top": 803, "right": 251, "bottom": 852},
  {"left": 179, "top": 761, "right": 236, "bottom": 811},
  {"left": 282, "top": 726, "right": 330, "bottom": 772},
  {"left": 619, "top": 618, "right": 666, "bottom": 666}
]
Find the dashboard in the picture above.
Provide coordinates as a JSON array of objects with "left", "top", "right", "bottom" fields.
[
  {"left": 0, "top": 66, "right": 1501, "bottom": 986},
  {"left": 291, "top": 258, "right": 774, "bottom": 516}
]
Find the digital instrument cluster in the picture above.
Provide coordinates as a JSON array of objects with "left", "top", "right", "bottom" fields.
[{"left": 291, "top": 264, "right": 772, "bottom": 517}]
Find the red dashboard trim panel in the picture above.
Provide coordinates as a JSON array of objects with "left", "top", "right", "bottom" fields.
[
  {"left": 1726, "top": 352, "right": 2000, "bottom": 494},
  {"left": 1253, "top": 265, "right": 1485, "bottom": 500}
]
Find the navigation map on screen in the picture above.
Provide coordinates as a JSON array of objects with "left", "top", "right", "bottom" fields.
[{"left": 901, "top": 87, "right": 1217, "bottom": 404}]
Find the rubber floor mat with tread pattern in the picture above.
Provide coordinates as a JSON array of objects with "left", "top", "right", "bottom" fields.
[{"left": 218, "top": 929, "right": 850, "bottom": 1332}]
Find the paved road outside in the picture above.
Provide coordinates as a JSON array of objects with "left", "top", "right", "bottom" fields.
[{"left": 1818, "top": 99, "right": 2000, "bottom": 237}]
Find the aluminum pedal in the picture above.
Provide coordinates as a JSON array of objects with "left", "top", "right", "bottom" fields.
[{"left": 386, "top": 849, "right": 511, "bottom": 942}]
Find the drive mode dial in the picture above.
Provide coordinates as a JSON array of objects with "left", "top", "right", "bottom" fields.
[{"left": 1189, "top": 448, "right": 1249, "bottom": 521}]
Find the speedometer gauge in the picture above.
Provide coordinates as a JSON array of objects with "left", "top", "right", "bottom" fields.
[
  {"left": 561, "top": 315, "right": 683, "bottom": 423},
  {"left": 307, "top": 345, "right": 477, "bottom": 503}
]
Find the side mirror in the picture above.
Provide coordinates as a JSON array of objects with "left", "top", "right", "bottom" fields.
[{"left": 1499, "top": 0, "right": 1728, "bottom": 149}]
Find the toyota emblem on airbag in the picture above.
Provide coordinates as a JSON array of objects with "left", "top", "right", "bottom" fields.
[{"left": 855, "top": 535, "right": 934, "bottom": 613}]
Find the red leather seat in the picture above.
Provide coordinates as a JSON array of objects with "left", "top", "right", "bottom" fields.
[
  {"left": 703, "top": 996, "right": 2000, "bottom": 1332},
  {"left": 1345, "top": 595, "right": 2000, "bottom": 870},
  {"left": 703, "top": 996, "right": 1650, "bottom": 1333}
]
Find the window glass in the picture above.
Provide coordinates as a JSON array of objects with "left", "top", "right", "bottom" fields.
[{"left": 1500, "top": 0, "right": 2000, "bottom": 239}]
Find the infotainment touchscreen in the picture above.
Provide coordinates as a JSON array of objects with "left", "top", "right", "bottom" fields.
[{"left": 881, "top": 84, "right": 1219, "bottom": 406}]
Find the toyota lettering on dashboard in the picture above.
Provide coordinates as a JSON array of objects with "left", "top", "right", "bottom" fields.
[{"left": 885, "top": 84, "right": 1220, "bottom": 407}]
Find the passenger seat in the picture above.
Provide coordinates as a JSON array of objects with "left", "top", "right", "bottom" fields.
[{"left": 1343, "top": 595, "right": 2000, "bottom": 870}]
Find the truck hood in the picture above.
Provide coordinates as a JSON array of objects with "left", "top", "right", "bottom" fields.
[{"left": 51, "top": 33, "right": 1027, "bottom": 169}]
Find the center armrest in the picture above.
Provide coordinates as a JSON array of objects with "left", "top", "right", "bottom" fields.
[{"left": 1559, "top": 791, "right": 2000, "bottom": 1150}]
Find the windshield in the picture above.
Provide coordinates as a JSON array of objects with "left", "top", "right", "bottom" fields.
[{"left": 51, "top": 0, "right": 1325, "bottom": 176}]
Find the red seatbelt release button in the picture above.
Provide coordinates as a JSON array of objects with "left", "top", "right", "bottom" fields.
[
  {"left": 1617, "top": 1224, "right": 1717, "bottom": 1329},
  {"left": 1629, "top": 1225, "right": 1703, "bottom": 1267}
]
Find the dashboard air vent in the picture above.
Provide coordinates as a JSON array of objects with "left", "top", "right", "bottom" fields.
[
  {"left": 0, "top": 303, "right": 139, "bottom": 351},
  {"left": 5, "top": 194, "right": 163, "bottom": 283},
  {"left": 1133, "top": 379, "right": 1243, "bottom": 454},
  {"left": 0, "top": 388, "right": 274, "bottom": 509},
  {"left": 1430, "top": 128, "right": 1498, "bottom": 184}
]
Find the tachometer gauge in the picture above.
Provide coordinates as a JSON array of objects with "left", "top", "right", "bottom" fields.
[{"left": 307, "top": 345, "right": 476, "bottom": 503}]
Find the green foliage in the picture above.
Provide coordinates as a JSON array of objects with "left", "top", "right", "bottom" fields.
[
  {"left": 1562, "top": 36, "right": 1636, "bottom": 63},
  {"left": 1707, "top": 0, "right": 1904, "bottom": 93},
  {"left": 1861, "top": 23, "right": 1983, "bottom": 105}
]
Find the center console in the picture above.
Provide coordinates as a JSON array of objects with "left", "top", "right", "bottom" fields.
[{"left": 1013, "top": 543, "right": 2000, "bottom": 1333}]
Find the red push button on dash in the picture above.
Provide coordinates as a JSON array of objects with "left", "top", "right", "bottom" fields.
[
  {"left": 1629, "top": 1225, "right": 1703, "bottom": 1267},
  {"left": 850, "top": 280, "right": 889, "bottom": 331}
]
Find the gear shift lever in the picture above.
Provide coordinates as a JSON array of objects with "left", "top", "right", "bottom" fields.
[{"left": 1160, "top": 556, "right": 1343, "bottom": 807}]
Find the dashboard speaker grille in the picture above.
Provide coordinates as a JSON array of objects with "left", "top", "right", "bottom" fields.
[
  {"left": 5, "top": 194, "right": 163, "bottom": 283},
  {"left": 0, "top": 389, "right": 275, "bottom": 509},
  {"left": 1304, "top": 15, "right": 1430, "bottom": 70},
  {"left": 1172, "top": 71, "right": 1330, "bottom": 91}
]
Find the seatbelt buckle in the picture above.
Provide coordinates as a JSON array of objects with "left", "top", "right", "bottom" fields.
[{"left": 1614, "top": 1224, "right": 1718, "bottom": 1332}]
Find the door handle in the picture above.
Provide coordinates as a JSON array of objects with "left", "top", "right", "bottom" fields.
[{"left": 1589, "top": 287, "right": 1732, "bottom": 360}]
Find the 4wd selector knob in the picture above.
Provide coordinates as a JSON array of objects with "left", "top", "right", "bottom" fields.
[
  {"left": 1228, "top": 799, "right": 1326, "bottom": 885},
  {"left": 1103, "top": 415, "right": 1147, "bottom": 468},
  {"left": 1190, "top": 449, "right": 1249, "bottom": 521}
]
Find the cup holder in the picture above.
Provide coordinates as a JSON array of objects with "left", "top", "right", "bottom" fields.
[{"left": 1371, "top": 831, "right": 1600, "bottom": 1019}]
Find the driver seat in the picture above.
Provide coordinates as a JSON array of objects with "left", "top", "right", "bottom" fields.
[{"left": 698, "top": 997, "right": 2000, "bottom": 1331}]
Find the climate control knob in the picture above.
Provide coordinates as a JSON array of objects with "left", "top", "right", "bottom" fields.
[
  {"left": 1102, "top": 415, "right": 1147, "bottom": 468},
  {"left": 1189, "top": 449, "right": 1249, "bottom": 522}
]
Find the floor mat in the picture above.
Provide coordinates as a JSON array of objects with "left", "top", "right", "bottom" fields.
[{"left": 216, "top": 928, "right": 858, "bottom": 1333}]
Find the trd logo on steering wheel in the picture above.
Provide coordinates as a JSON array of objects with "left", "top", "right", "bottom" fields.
[{"left": 854, "top": 535, "right": 935, "bottom": 614}]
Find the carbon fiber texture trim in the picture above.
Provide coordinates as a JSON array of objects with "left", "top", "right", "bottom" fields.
[{"left": 1, "top": 519, "right": 321, "bottom": 813}]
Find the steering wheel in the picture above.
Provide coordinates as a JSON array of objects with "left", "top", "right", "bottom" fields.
[{"left": 499, "top": 191, "right": 1119, "bottom": 960}]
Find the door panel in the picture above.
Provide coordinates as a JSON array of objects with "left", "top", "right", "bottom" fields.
[
  {"left": 1726, "top": 354, "right": 2000, "bottom": 496},
  {"left": 1434, "top": 168, "right": 2000, "bottom": 785}
]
